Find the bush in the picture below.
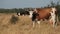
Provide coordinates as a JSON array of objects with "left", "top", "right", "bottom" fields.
[{"left": 10, "top": 15, "right": 19, "bottom": 24}]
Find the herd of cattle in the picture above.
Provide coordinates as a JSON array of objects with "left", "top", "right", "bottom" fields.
[
  {"left": 17, "top": 7, "right": 57, "bottom": 28},
  {"left": 17, "top": 10, "right": 30, "bottom": 16}
]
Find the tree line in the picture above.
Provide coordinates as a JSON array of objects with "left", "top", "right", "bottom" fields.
[{"left": 0, "top": 1, "right": 60, "bottom": 14}]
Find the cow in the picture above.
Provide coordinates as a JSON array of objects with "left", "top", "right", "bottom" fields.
[
  {"left": 24, "top": 11, "right": 30, "bottom": 16},
  {"left": 29, "top": 7, "right": 57, "bottom": 28},
  {"left": 49, "top": 7, "right": 57, "bottom": 27},
  {"left": 17, "top": 10, "right": 30, "bottom": 16}
]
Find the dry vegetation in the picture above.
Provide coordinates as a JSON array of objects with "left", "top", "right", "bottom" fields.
[{"left": 0, "top": 13, "right": 60, "bottom": 34}]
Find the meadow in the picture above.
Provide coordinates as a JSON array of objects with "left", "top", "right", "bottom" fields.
[{"left": 0, "top": 13, "right": 60, "bottom": 34}]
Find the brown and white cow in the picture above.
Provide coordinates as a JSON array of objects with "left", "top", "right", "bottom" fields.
[
  {"left": 29, "top": 7, "right": 57, "bottom": 27},
  {"left": 49, "top": 7, "right": 57, "bottom": 27}
]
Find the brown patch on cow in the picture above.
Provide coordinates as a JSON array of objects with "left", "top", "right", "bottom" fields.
[{"left": 35, "top": 8, "right": 52, "bottom": 20}]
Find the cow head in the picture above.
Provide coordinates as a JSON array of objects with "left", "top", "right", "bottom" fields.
[
  {"left": 51, "top": 7, "right": 57, "bottom": 14},
  {"left": 28, "top": 8, "right": 38, "bottom": 18},
  {"left": 29, "top": 11, "right": 33, "bottom": 18}
]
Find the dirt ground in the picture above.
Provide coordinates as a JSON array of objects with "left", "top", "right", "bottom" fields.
[{"left": 0, "top": 13, "right": 60, "bottom": 34}]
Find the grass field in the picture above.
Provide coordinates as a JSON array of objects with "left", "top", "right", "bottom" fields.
[{"left": 0, "top": 13, "right": 60, "bottom": 34}]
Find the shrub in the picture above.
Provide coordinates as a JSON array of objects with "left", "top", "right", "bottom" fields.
[{"left": 10, "top": 15, "right": 19, "bottom": 24}]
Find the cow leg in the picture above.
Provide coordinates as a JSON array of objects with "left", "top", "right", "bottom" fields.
[
  {"left": 50, "top": 15, "right": 56, "bottom": 27},
  {"left": 53, "top": 16, "right": 56, "bottom": 28},
  {"left": 49, "top": 16, "right": 55, "bottom": 27},
  {"left": 22, "top": 14, "right": 24, "bottom": 16},
  {"left": 50, "top": 16, "right": 56, "bottom": 27},
  {"left": 49, "top": 18, "right": 52, "bottom": 24},
  {"left": 55, "top": 15, "right": 58, "bottom": 26},
  {"left": 37, "top": 19, "right": 40, "bottom": 27},
  {"left": 53, "top": 20, "right": 55, "bottom": 27},
  {"left": 32, "top": 21, "right": 35, "bottom": 28}
]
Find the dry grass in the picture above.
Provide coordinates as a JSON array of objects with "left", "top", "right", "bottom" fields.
[{"left": 0, "top": 13, "right": 60, "bottom": 34}]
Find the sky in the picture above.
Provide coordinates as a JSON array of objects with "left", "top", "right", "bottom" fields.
[{"left": 0, "top": 0, "right": 59, "bottom": 9}]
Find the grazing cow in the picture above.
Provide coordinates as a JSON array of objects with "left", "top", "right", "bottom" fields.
[
  {"left": 29, "top": 7, "right": 57, "bottom": 27},
  {"left": 17, "top": 10, "right": 30, "bottom": 16}
]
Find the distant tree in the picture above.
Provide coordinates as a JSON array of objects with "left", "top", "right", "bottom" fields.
[{"left": 50, "top": 1, "right": 56, "bottom": 7}]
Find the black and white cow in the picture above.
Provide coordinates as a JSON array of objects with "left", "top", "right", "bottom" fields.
[{"left": 17, "top": 10, "right": 30, "bottom": 16}]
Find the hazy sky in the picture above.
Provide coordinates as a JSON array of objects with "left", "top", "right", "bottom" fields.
[{"left": 0, "top": 0, "right": 59, "bottom": 9}]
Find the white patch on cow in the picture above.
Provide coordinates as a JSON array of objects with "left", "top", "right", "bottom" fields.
[
  {"left": 29, "top": 8, "right": 37, "bottom": 18},
  {"left": 29, "top": 11, "right": 33, "bottom": 18},
  {"left": 52, "top": 7, "right": 56, "bottom": 12},
  {"left": 18, "top": 12, "right": 20, "bottom": 16},
  {"left": 50, "top": 7, "right": 56, "bottom": 27}
]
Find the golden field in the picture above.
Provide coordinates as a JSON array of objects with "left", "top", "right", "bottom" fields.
[{"left": 0, "top": 13, "right": 60, "bottom": 34}]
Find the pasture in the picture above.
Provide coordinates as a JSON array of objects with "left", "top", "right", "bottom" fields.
[{"left": 0, "top": 13, "right": 60, "bottom": 34}]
